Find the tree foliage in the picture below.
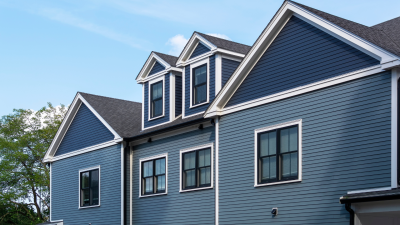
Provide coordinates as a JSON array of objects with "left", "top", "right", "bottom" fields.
[{"left": 0, "top": 103, "right": 67, "bottom": 224}]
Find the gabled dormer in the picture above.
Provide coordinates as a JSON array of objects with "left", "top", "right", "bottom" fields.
[
  {"left": 136, "top": 52, "right": 182, "bottom": 130},
  {"left": 176, "top": 32, "right": 251, "bottom": 118}
]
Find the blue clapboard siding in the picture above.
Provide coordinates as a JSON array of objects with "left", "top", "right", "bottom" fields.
[
  {"left": 149, "top": 61, "right": 166, "bottom": 76},
  {"left": 175, "top": 75, "right": 182, "bottom": 117},
  {"left": 55, "top": 103, "right": 114, "bottom": 156},
  {"left": 184, "top": 55, "right": 215, "bottom": 117},
  {"left": 144, "top": 74, "right": 170, "bottom": 128},
  {"left": 189, "top": 42, "right": 211, "bottom": 59},
  {"left": 226, "top": 15, "right": 380, "bottom": 107},
  {"left": 222, "top": 58, "right": 240, "bottom": 87},
  {"left": 219, "top": 71, "right": 392, "bottom": 224},
  {"left": 131, "top": 126, "right": 215, "bottom": 224},
  {"left": 52, "top": 144, "right": 122, "bottom": 224}
]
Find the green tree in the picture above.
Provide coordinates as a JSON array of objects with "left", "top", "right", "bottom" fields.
[{"left": 0, "top": 103, "right": 67, "bottom": 224}]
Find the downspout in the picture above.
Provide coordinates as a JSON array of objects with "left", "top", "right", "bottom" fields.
[{"left": 344, "top": 203, "right": 354, "bottom": 225}]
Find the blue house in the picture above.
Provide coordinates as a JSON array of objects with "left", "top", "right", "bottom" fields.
[{"left": 43, "top": 1, "right": 400, "bottom": 224}]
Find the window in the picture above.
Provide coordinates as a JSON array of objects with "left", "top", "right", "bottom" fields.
[
  {"left": 79, "top": 167, "right": 100, "bottom": 208},
  {"left": 140, "top": 154, "right": 168, "bottom": 197},
  {"left": 255, "top": 120, "right": 302, "bottom": 186},
  {"left": 180, "top": 144, "right": 213, "bottom": 192},
  {"left": 150, "top": 81, "right": 163, "bottom": 118},
  {"left": 192, "top": 64, "right": 207, "bottom": 105}
]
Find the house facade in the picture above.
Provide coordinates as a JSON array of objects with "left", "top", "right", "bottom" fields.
[{"left": 43, "top": 1, "right": 400, "bottom": 224}]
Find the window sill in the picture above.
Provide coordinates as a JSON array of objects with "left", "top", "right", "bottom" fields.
[
  {"left": 79, "top": 204, "right": 100, "bottom": 209},
  {"left": 189, "top": 101, "right": 209, "bottom": 109},
  {"left": 254, "top": 179, "right": 301, "bottom": 187},
  {"left": 180, "top": 186, "right": 213, "bottom": 193},
  {"left": 139, "top": 192, "right": 167, "bottom": 198},
  {"left": 148, "top": 114, "right": 164, "bottom": 121}
]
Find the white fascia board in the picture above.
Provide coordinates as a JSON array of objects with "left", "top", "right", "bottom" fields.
[
  {"left": 176, "top": 33, "right": 217, "bottom": 66},
  {"left": 139, "top": 67, "right": 181, "bottom": 84},
  {"left": 43, "top": 93, "right": 122, "bottom": 162},
  {"left": 136, "top": 53, "right": 172, "bottom": 83},
  {"left": 204, "top": 1, "right": 400, "bottom": 118}
]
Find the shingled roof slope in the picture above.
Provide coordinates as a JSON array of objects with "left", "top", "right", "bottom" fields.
[
  {"left": 79, "top": 92, "right": 142, "bottom": 138},
  {"left": 196, "top": 32, "right": 252, "bottom": 55},
  {"left": 153, "top": 51, "right": 179, "bottom": 66},
  {"left": 372, "top": 16, "right": 400, "bottom": 50},
  {"left": 291, "top": 1, "right": 400, "bottom": 57}
]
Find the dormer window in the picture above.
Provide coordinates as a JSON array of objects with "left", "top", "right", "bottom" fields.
[
  {"left": 149, "top": 77, "right": 164, "bottom": 119},
  {"left": 193, "top": 64, "right": 207, "bottom": 105}
]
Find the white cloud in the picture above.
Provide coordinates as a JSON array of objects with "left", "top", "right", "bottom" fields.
[
  {"left": 206, "top": 33, "right": 231, "bottom": 40},
  {"left": 166, "top": 34, "right": 188, "bottom": 56}
]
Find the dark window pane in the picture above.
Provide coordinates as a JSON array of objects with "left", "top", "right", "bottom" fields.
[
  {"left": 280, "top": 129, "right": 289, "bottom": 153},
  {"left": 260, "top": 132, "right": 276, "bottom": 156},
  {"left": 282, "top": 153, "right": 291, "bottom": 178},
  {"left": 82, "top": 189, "right": 90, "bottom": 205},
  {"left": 194, "top": 66, "right": 207, "bottom": 85},
  {"left": 155, "top": 158, "right": 165, "bottom": 175},
  {"left": 152, "top": 82, "right": 162, "bottom": 100},
  {"left": 157, "top": 175, "right": 165, "bottom": 192},
  {"left": 184, "top": 152, "right": 196, "bottom": 170},
  {"left": 185, "top": 169, "right": 195, "bottom": 188},
  {"left": 152, "top": 99, "right": 162, "bottom": 117},
  {"left": 199, "top": 167, "right": 211, "bottom": 185},
  {"left": 195, "top": 84, "right": 207, "bottom": 104},
  {"left": 261, "top": 156, "right": 276, "bottom": 180},
  {"left": 290, "top": 152, "right": 298, "bottom": 176},
  {"left": 198, "top": 149, "right": 210, "bottom": 167},
  {"left": 91, "top": 170, "right": 99, "bottom": 187},
  {"left": 144, "top": 177, "right": 153, "bottom": 194},
  {"left": 143, "top": 161, "right": 153, "bottom": 177},
  {"left": 91, "top": 187, "right": 99, "bottom": 205},
  {"left": 81, "top": 172, "right": 89, "bottom": 189},
  {"left": 289, "top": 127, "right": 298, "bottom": 151}
]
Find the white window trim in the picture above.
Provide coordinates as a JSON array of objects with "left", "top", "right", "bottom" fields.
[
  {"left": 148, "top": 76, "right": 165, "bottom": 121},
  {"left": 189, "top": 57, "right": 210, "bottom": 109},
  {"left": 179, "top": 143, "right": 214, "bottom": 192},
  {"left": 254, "top": 119, "right": 302, "bottom": 187},
  {"left": 138, "top": 153, "right": 168, "bottom": 198},
  {"left": 78, "top": 165, "right": 101, "bottom": 209}
]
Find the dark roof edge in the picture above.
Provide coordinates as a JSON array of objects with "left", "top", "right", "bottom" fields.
[
  {"left": 340, "top": 192, "right": 400, "bottom": 204},
  {"left": 123, "top": 117, "right": 211, "bottom": 142}
]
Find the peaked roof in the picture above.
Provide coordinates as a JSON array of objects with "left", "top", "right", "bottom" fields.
[
  {"left": 195, "top": 32, "right": 252, "bottom": 55},
  {"left": 152, "top": 51, "right": 179, "bottom": 66},
  {"left": 372, "top": 16, "right": 400, "bottom": 51},
  {"left": 291, "top": 1, "right": 400, "bottom": 57},
  {"left": 79, "top": 92, "right": 142, "bottom": 138}
]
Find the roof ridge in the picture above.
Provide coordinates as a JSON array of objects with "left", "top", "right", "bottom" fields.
[
  {"left": 371, "top": 16, "right": 400, "bottom": 28},
  {"left": 152, "top": 51, "right": 178, "bottom": 59},
  {"left": 195, "top": 31, "right": 252, "bottom": 47},
  {"left": 79, "top": 92, "right": 141, "bottom": 104}
]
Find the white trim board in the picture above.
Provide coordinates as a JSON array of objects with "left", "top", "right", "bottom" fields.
[
  {"left": 254, "top": 119, "right": 303, "bottom": 187},
  {"left": 121, "top": 144, "right": 124, "bottom": 225},
  {"left": 179, "top": 143, "right": 214, "bottom": 192},
  {"left": 215, "top": 118, "right": 220, "bottom": 225},
  {"left": 43, "top": 93, "right": 122, "bottom": 163},
  {"left": 138, "top": 153, "right": 168, "bottom": 198},
  {"left": 136, "top": 52, "right": 171, "bottom": 82},
  {"left": 204, "top": 0, "right": 400, "bottom": 118},
  {"left": 176, "top": 33, "right": 217, "bottom": 66},
  {"left": 78, "top": 165, "right": 101, "bottom": 209},
  {"left": 391, "top": 68, "right": 399, "bottom": 188}
]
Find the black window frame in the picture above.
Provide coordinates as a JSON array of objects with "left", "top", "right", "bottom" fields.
[
  {"left": 141, "top": 157, "right": 166, "bottom": 196},
  {"left": 150, "top": 80, "right": 163, "bottom": 118},
  {"left": 257, "top": 125, "right": 299, "bottom": 184},
  {"left": 192, "top": 64, "right": 208, "bottom": 106},
  {"left": 80, "top": 169, "right": 100, "bottom": 207},
  {"left": 182, "top": 148, "right": 212, "bottom": 190}
]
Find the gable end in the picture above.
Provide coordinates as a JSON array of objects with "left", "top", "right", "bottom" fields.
[
  {"left": 149, "top": 61, "right": 166, "bottom": 76},
  {"left": 189, "top": 42, "right": 211, "bottom": 59}
]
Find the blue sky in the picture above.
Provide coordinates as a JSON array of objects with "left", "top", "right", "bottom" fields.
[{"left": 1, "top": 0, "right": 399, "bottom": 116}]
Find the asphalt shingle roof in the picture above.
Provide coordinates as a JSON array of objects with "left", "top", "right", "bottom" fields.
[
  {"left": 196, "top": 32, "right": 252, "bottom": 55},
  {"left": 153, "top": 51, "right": 179, "bottom": 66},
  {"left": 291, "top": 1, "right": 400, "bottom": 57},
  {"left": 79, "top": 92, "right": 142, "bottom": 138}
]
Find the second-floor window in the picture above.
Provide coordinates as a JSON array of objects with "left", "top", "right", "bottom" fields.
[
  {"left": 192, "top": 64, "right": 207, "bottom": 105},
  {"left": 142, "top": 157, "right": 166, "bottom": 195},
  {"left": 80, "top": 168, "right": 100, "bottom": 207},
  {"left": 182, "top": 148, "right": 211, "bottom": 190},
  {"left": 150, "top": 81, "right": 163, "bottom": 118}
]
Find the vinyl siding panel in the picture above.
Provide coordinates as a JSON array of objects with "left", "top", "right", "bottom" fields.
[
  {"left": 184, "top": 55, "right": 215, "bottom": 117},
  {"left": 189, "top": 42, "right": 211, "bottom": 59},
  {"left": 218, "top": 71, "right": 392, "bottom": 225},
  {"left": 55, "top": 103, "right": 114, "bottom": 156},
  {"left": 149, "top": 61, "right": 166, "bottom": 76},
  {"left": 51, "top": 144, "right": 122, "bottom": 224},
  {"left": 221, "top": 58, "right": 240, "bottom": 87},
  {"left": 144, "top": 73, "right": 170, "bottom": 128},
  {"left": 226, "top": 15, "right": 380, "bottom": 107},
  {"left": 131, "top": 126, "right": 215, "bottom": 224},
  {"left": 175, "top": 75, "right": 182, "bottom": 117}
]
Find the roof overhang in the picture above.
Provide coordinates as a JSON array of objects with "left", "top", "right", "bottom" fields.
[
  {"left": 176, "top": 33, "right": 217, "bottom": 67},
  {"left": 204, "top": 0, "right": 400, "bottom": 118},
  {"left": 136, "top": 52, "right": 181, "bottom": 83},
  {"left": 43, "top": 93, "right": 122, "bottom": 163}
]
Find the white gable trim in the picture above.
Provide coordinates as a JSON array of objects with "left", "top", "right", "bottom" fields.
[
  {"left": 204, "top": 1, "right": 400, "bottom": 118},
  {"left": 136, "top": 52, "right": 173, "bottom": 83},
  {"left": 43, "top": 93, "right": 122, "bottom": 162},
  {"left": 176, "top": 33, "right": 217, "bottom": 67}
]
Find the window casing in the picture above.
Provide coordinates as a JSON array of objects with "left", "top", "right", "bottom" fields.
[
  {"left": 79, "top": 168, "right": 100, "bottom": 207},
  {"left": 150, "top": 81, "right": 163, "bottom": 118},
  {"left": 192, "top": 64, "right": 208, "bottom": 106},
  {"left": 182, "top": 148, "right": 212, "bottom": 190},
  {"left": 255, "top": 119, "right": 302, "bottom": 187},
  {"left": 139, "top": 154, "right": 168, "bottom": 197}
]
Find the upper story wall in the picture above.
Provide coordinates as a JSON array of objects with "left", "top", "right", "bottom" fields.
[
  {"left": 222, "top": 58, "right": 241, "bottom": 87},
  {"left": 218, "top": 70, "right": 392, "bottom": 224},
  {"left": 55, "top": 103, "right": 114, "bottom": 156},
  {"left": 226, "top": 15, "right": 380, "bottom": 108}
]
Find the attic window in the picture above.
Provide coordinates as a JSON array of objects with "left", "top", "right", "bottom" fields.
[
  {"left": 150, "top": 81, "right": 163, "bottom": 118},
  {"left": 192, "top": 64, "right": 208, "bottom": 105}
]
